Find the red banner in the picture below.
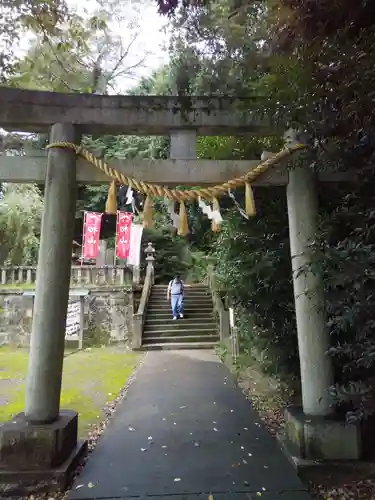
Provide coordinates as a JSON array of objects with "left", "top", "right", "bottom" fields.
[
  {"left": 82, "top": 212, "right": 103, "bottom": 259},
  {"left": 116, "top": 212, "right": 133, "bottom": 259}
]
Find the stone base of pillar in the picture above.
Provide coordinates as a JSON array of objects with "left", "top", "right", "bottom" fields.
[
  {"left": 278, "top": 405, "right": 362, "bottom": 472},
  {"left": 0, "top": 410, "right": 87, "bottom": 496}
]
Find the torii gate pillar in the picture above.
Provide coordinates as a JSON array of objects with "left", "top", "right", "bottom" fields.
[
  {"left": 170, "top": 130, "right": 197, "bottom": 159},
  {"left": 287, "top": 157, "right": 333, "bottom": 417},
  {"left": 282, "top": 131, "right": 362, "bottom": 463},
  {"left": 0, "top": 124, "right": 86, "bottom": 495}
]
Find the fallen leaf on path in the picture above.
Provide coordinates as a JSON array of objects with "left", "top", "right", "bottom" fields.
[
  {"left": 75, "top": 485, "right": 84, "bottom": 489},
  {"left": 88, "top": 482, "right": 95, "bottom": 488},
  {"left": 128, "top": 427, "right": 135, "bottom": 432},
  {"left": 174, "top": 477, "right": 181, "bottom": 482},
  {"left": 141, "top": 448, "right": 147, "bottom": 452},
  {"left": 213, "top": 428, "right": 218, "bottom": 432}
]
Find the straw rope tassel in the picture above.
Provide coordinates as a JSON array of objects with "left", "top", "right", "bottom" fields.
[
  {"left": 245, "top": 182, "right": 256, "bottom": 216},
  {"left": 177, "top": 200, "right": 189, "bottom": 236},
  {"left": 211, "top": 197, "right": 221, "bottom": 233},
  {"left": 45, "top": 142, "right": 307, "bottom": 206},
  {"left": 143, "top": 195, "right": 153, "bottom": 228},
  {"left": 105, "top": 180, "right": 117, "bottom": 214}
]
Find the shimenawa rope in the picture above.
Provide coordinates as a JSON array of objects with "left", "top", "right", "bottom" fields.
[{"left": 46, "top": 142, "right": 306, "bottom": 234}]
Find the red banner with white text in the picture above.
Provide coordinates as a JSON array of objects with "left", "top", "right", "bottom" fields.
[
  {"left": 116, "top": 212, "right": 133, "bottom": 259},
  {"left": 82, "top": 212, "right": 103, "bottom": 259}
]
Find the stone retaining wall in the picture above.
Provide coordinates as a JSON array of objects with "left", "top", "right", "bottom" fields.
[{"left": 0, "top": 287, "right": 139, "bottom": 347}]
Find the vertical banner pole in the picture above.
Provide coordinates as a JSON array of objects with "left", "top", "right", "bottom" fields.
[
  {"left": 79, "top": 295, "right": 84, "bottom": 350},
  {"left": 114, "top": 210, "right": 118, "bottom": 268},
  {"left": 81, "top": 211, "right": 87, "bottom": 267}
]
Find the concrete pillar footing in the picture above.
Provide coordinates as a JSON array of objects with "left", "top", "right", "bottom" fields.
[
  {"left": 278, "top": 405, "right": 362, "bottom": 471},
  {"left": 0, "top": 410, "right": 87, "bottom": 496}
]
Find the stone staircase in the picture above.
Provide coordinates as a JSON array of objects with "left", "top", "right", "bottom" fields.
[{"left": 142, "top": 284, "right": 220, "bottom": 349}]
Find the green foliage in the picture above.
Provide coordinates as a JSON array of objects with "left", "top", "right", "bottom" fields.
[
  {"left": 186, "top": 250, "right": 214, "bottom": 283},
  {"left": 0, "top": 183, "right": 43, "bottom": 266},
  {"left": 7, "top": 0, "right": 145, "bottom": 92},
  {"left": 132, "top": 64, "right": 173, "bottom": 95},
  {"left": 213, "top": 200, "right": 299, "bottom": 376},
  {"left": 314, "top": 177, "right": 375, "bottom": 421},
  {"left": 141, "top": 227, "right": 190, "bottom": 284},
  {"left": 0, "top": 0, "right": 69, "bottom": 79}
]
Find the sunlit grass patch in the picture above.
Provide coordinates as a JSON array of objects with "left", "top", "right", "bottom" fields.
[{"left": 0, "top": 346, "right": 142, "bottom": 437}]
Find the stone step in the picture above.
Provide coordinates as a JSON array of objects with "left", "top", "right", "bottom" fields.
[
  {"left": 152, "top": 284, "right": 208, "bottom": 288},
  {"left": 151, "top": 289, "right": 210, "bottom": 294},
  {"left": 145, "top": 317, "right": 216, "bottom": 325},
  {"left": 149, "top": 300, "right": 213, "bottom": 307},
  {"left": 144, "top": 321, "right": 216, "bottom": 332},
  {"left": 149, "top": 293, "right": 212, "bottom": 302},
  {"left": 143, "top": 327, "right": 216, "bottom": 337},
  {"left": 146, "top": 307, "right": 215, "bottom": 319},
  {"left": 150, "top": 292, "right": 211, "bottom": 296},
  {"left": 148, "top": 303, "right": 213, "bottom": 309},
  {"left": 147, "top": 307, "right": 215, "bottom": 319},
  {"left": 142, "top": 335, "right": 219, "bottom": 344},
  {"left": 139, "top": 341, "right": 218, "bottom": 351},
  {"left": 145, "top": 315, "right": 216, "bottom": 323},
  {"left": 150, "top": 293, "right": 211, "bottom": 298}
]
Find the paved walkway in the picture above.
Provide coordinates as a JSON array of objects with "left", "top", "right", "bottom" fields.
[{"left": 69, "top": 350, "right": 312, "bottom": 500}]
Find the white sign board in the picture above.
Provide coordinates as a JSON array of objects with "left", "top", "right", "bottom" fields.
[
  {"left": 65, "top": 301, "right": 81, "bottom": 339},
  {"left": 229, "top": 307, "right": 235, "bottom": 328}
]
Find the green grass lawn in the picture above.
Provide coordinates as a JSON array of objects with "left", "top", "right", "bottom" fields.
[
  {"left": 0, "top": 284, "right": 36, "bottom": 290},
  {"left": 0, "top": 346, "right": 142, "bottom": 437}
]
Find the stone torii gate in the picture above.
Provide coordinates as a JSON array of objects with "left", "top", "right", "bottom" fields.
[{"left": 0, "top": 87, "right": 359, "bottom": 493}]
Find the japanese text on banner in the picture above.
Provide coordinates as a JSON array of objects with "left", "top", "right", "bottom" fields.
[
  {"left": 82, "top": 212, "right": 103, "bottom": 259},
  {"left": 128, "top": 224, "right": 143, "bottom": 267},
  {"left": 116, "top": 212, "right": 133, "bottom": 259}
]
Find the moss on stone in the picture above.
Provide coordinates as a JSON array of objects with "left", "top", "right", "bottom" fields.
[{"left": 84, "top": 325, "right": 111, "bottom": 347}]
